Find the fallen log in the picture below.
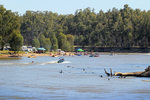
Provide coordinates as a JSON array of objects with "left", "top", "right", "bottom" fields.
[
  {"left": 104, "top": 66, "right": 150, "bottom": 77},
  {"left": 142, "top": 80, "right": 150, "bottom": 82},
  {"left": 104, "top": 68, "right": 113, "bottom": 77}
]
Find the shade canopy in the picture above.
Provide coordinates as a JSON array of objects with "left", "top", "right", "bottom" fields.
[
  {"left": 77, "top": 48, "right": 83, "bottom": 52},
  {"left": 37, "top": 48, "right": 46, "bottom": 51}
]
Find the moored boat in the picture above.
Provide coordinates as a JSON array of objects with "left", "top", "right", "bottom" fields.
[
  {"left": 89, "top": 54, "right": 99, "bottom": 57},
  {"left": 89, "top": 55, "right": 94, "bottom": 57},
  {"left": 52, "top": 54, "right": 58, "bottom": 57},
  {"left": 94, "top": 54, "right": 99, "bottom": 57},
  {"left": 28, "top": 55, "right": 36, "bottom": 58}
]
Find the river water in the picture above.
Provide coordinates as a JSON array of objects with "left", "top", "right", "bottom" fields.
[{"left": 0, "top": 54, "right": 150, "bottom": 100}]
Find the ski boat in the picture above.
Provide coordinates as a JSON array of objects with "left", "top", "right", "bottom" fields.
[{"left": 58, "top": 57, "right": 65, "bottom": 63}]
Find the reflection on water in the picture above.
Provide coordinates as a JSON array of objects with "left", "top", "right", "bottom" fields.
[{"left": 0, "top": 54, "right": 150, "bottom": 99}]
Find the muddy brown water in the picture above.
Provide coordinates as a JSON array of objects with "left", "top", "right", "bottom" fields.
[{"left": 0, "top": 54, "right": 150, "bottom": 100}]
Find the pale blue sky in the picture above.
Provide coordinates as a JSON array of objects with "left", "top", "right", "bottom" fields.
[{"left": 0, "top": 0, "right": 150, "bottom": 15}]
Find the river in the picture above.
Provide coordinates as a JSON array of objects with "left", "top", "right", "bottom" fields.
[{"left": 0, "top": 54, "right": 150, "bottom": 100}]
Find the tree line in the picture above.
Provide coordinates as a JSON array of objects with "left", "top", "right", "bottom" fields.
[
  {"left": 0, "top": 5, "right": 23, "bottom": 51},
  {"left": 0, "top": 4, "right": 150, "bottom": 51}
]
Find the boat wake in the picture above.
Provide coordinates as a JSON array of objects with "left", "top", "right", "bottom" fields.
[
  {"left": 0, "top": 62, "right": 34, "bottom": 67},
  {"left": 41, "top": 61, "right": 58, "bottom": 65},
  {"left": 60, "top": 61, "right": 71, "bottom": 64},
  {"left": 42, "top": 60, "right": 71, "bottom": 65},
  {"left": 145, "top": 53, "right": 150, "bottom": 56},
  {"left": 0, "top": 60, "right": 71, "bottom": 67}
]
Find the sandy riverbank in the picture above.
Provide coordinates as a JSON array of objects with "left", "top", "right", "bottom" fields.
[
  {"left": 0, "top": 52, "right": 75, "bottom": 58},
  {"left": 0, "top": 53, "right": 51, "bottom": 58},
  {"left": 22, "top": 52, "right": 75, "bottom": 57},
  {"left": 0, "top": 52, "right": 147, "bottom": 58}
]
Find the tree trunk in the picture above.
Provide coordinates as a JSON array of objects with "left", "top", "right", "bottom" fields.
[
  {"left": 104, "top": 66, "right": 150, "bottom": 77},
  {"left": 114, "top": 71, "right": 145, "bottom": 76},
  {"left": 0, "top": 42, "right": 5, "bottom": 51}
]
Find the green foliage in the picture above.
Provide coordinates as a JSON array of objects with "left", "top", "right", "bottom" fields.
[
  {"left": 18, "top": 4, "right": 150, "bottom": 50},
  {"left": 39, "top": 34, "right": 46, "bottom": 47},
  {"left": 0, "top": 5, "right": 20, "bottom": 50},
  {"left": 38, "top": 34, "right": 52, "bottom": 51},
  {"left": 57, "top": 33, "right": 67, "bottom": 50},
  {"left": 49, "top": 32, "right": 58, "bottom": 51},
  {"left": 52, "top": 37, "right": 58, "bottom": 51},
  {"left": 65, "top": 41, "right": 71, "bottom": 52},
  {"left": 0, "top": 36, "right": 2, "bottom": 46},
  {"left": 9, "top": 30, "right": 24, "bottom": 51},
  {"left": 33, "top": 38, "right": 40, "bottom": 48},
  {"left": 66, "top": 34, "right": 74, "bottom": 51},
  {"left": 44, "top": 38, "right": 51, "bottom": 51}
]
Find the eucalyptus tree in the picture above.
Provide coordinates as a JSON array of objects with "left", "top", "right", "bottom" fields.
[
  {"left": 0, "top": 5, "right": 21, "bottom": 50},
  {"left": 9, "top": 30, "right": 24, "bottom": 51},
  {"left": 52, "top": 37, "right": 58, "bottom": 51},
  {"left": 39, "top": 34, "right": 46, "bottom": 47},
  {"left": 57, "top": 33, "right": 67, "bottom": 50},
  {"left": 44, "top": 38, "right": 51, "bottom": 51},
  {"left": 49, "top": 32, "right": 58, "bottom": 51},
  {"left": 33, "top": 38, "right": 40, "bottom": 48},
  {"left": 18, "top": 4, "right": 150, "bottom": 50},
  {"left": 66, "top": 34, "right": 74, "bottom": 51}
]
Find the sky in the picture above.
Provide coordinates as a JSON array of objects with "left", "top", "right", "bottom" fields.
[{"left": 0, "top": 0, "right": 150, "bottom": 15}]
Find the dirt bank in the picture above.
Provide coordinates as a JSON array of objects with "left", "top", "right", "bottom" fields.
[{"left": 0, "top": 52, "right": 75, "bottom": 58}]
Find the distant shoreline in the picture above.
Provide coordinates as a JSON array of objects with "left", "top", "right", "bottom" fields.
[
  {"left": 0, "top": 52, "right": 149, "bottom": 59},
  {"left": 75, "top": 47, "right": 150, "bottom": 53}
]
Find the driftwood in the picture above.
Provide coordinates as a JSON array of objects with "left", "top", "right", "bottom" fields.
[{"left": 104, "top": 66, "right": 150, "bottom": 77}]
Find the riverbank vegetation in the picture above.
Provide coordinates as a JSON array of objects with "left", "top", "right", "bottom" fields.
[{"left": 0, "top": 4, "right": 150, "bottom": 51}]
